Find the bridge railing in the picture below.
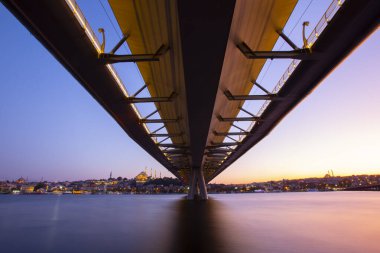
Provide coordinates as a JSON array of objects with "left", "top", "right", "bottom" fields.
[{"left": 307, "top": 0, "right": 345, "bottom": 47}]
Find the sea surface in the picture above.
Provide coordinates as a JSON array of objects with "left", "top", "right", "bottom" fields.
[{"left": 0, "top": 192, "right": 379, "bottom": 253}]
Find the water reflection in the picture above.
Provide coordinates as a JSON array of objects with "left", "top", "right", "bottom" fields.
[
  {"left": 169, "top": 198, "right": 226, "bottom": 253},
  {"left": 1, "top": 193, "right": 380, "bottom": 253}
]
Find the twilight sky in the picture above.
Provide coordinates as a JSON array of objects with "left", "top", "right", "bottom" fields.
[{"left": 0, "top": 1, "right": 379, "bottom": 183}]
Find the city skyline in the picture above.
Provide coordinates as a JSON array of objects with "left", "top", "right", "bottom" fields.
[
  {"left": 3, "top": 170, "right": 379, "bottom": 184},
  {"left": 1, "top": 1, "right": 379, "bottom": 184}
]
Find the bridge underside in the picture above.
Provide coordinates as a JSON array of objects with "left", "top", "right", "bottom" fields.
[{"left": 2, "top": 0, "right": 380, "bottom": 200}]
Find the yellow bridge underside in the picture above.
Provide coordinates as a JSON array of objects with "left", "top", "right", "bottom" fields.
[{"left": 108, "top": 0, "right": 297, "bottom": 180}]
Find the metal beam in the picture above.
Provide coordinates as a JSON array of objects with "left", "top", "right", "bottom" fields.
[
  {"left": 149, "top": 133, "right": 182, "bottom": 137},
  {"left": 163, "top": 149, "right": 190, "bottom": 155},
  {"left": 226, "top": 135, "right": 238, "bottom": 142},
  {"left": 224, "top": 90, "right": 278, "bottom": 101},
  {"left": 170, "top": 160, "right": 189, "bottom": 164},
  {"left": 158, "top": 136, "right": 170, "bottom": 144},
  {"left": 238, "top": 106, "right": 257, "bottom": 117},
  {"left": 277, "top": 30, "right": 299, "bottom": 50},
  {"left": 208, "top": 142, "right": 239, "bottom": 147},
  {"left": 151, "top": 125, "right": 165, "bottom": 134},
  {"left": 205, "top": 153, "right": 227, "bottom": 157},
  {"left": 205, "top": 158, "right": 225, "bottom": 162},
  {"left": 205, "top": 155, "right": 225, "bottom": 159},
  {"left": 169, "top": 160, "right": 189, "bottom": 164},
  {"left": 132, "top": 84, "right": 148, "bottom": 97},
  {"left": 158, "top": 143, "right": 187, "bottom": 148},
  {"left": 167, "top": 156, "right": 188, "bottom": 159},
  {"left": 169, "top": 156, "right": 189, "bottom": 161},
  {"left": 110, "top": 33, "right": 129, "bottom": 54},
  {"left": 204, "top": 160, "right": 222, "bottom": 164},
  {"left": 237, "top": 42, "right": 311, "bottom": 60},
  {"left": 126, "top": 91, "right": 176, "bottom": 103},
  {"left": 139, "top": 118, "right": 178, "bottom": 124},
  {"left": 166, "top": 152, "right": 188, "bottom": 156},
  {"left": 231, "top": 124, "right": 248, "bottom": 133},
  {"left": 205, "top": 149, "right": 233, "bottom": 154},
  {"left": 206, "top": 146, "right": 234, "bottom": 151},
  {"left": 170, "top": 161, "right": 189, "bottom": 165},
  {"left": 204, "top": 160, "right": 221, "bottom": 164},
  {"left": 99, "top": 44, "right": 169, "bottom": 63},
  {"left": 217, "top": 115, "right": 261, "bottom": 122},
  {"left": 204, "top": 163, "right": 222, "bottom": 167},
  {"left": 252, "top": 81, "right": 272, "bottom": 95},
  {"left": 144, "top": 109, "right": 159, "bottom": 119},
  {"left": 213, "top": 131, "right": 249, "bottom": 136},
  {"left": 204, "top": 159, "right": 223, "bottom": 163}
]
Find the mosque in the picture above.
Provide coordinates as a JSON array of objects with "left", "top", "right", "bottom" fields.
[
  {"left": 135, "top": 168, "right": 159, "bottom": 185},
  {"left": 135, "top": 171, "right": 149, "bottom": 185}
]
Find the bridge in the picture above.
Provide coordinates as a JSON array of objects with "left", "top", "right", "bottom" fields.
[{"left": 2, "top": 0, "right": 379, "bottom": 199}]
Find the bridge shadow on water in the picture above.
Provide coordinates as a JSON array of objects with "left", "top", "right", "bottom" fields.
[{"left": 168, "top": 198, "right": 227, "bottom": 253}]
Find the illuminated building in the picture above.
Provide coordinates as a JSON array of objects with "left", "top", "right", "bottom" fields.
[
  {"left": 20, "top": 185, "right": 35, "bottom": 193},
  {"left": 135, "top": 171, "right": 149, "bottom": 185},
  {"left": 15, "top": 177, "right": 26, "bottom": 184}
]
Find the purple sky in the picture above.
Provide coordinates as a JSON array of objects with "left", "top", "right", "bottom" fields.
[{"left": 0, "top": 1, "right": 379, "bottom": 183}]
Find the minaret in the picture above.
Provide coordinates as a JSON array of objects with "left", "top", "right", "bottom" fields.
[
  {"left": 154, "top": 169, "right": 156, "bottom": 179},
  {"left": 150, "top": 168, "right": 152, "bottom": 177},
  {"left": 109, "top": 171, "right": 112, "bottom": 180}
]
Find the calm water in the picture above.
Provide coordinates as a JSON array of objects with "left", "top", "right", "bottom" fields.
[{"left": 0, "top": 192, "right": 379, "bottom": 253}]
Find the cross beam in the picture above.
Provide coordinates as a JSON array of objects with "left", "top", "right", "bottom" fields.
[
  {"left": 163, "top": 149, "right": 190, "bottom": 155},
  {"left": 205, "top": 153, "right": 227, "bottom": 157},
  {"left": 158, "top": 143, "right": 187, "bottom": 148},
  {"left": 149, "top": 133, "right": 182, "bottom": 137},
  {"left": 224, "top": 90, "right": 278, "bottom": 101},
  {"left": 139, "top": 118, "right": 178, "bottom": 124},
  {"left": 213, "top": 131, "right": 249, "bottom": 136},
  {"left": 126, "top": 91, "right": 176, "bottom": 103},
  {"left": 237, "top": 42, "right": 311, "bottom": 60},
  {"left": 99, "top": 44, "right": 169, "bottom": 63},
  {"left": 217, "top": 115, "right": 261, "bottom": 122},
  {"left": 208, "top": 142, "right": 239, "bottom": 148},
  {"left": 206, "top": 149, "right": 233, "bottom": 154}
]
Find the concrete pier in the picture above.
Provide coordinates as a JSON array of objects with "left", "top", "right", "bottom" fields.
[{"left": 188, "top": 168, "right": 208, "bottom": 200}]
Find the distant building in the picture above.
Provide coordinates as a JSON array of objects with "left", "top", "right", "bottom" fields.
[
  {"left": 135, "top": 171, "right": 149, "bottom": 185},
  {"left": 15, "top": 177, "right": 26, "bottom": 184},
  {"left": 20, "top": 184, "right": 35, "bottom": 193}
]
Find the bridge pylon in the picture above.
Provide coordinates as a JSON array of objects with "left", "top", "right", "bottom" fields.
[{"left": 188, "top": 168, "right": 208, "bottom": 200}]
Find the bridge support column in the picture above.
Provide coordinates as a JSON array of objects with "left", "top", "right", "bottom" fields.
[
  {"left": 197, "top": 169, "right": 208, "bottom": 200},
  {"left": 187, "top": 168, "right": 208, "bottom": 200},
  {"left": 188, "top": 168, "right": 198, "bottom": 200}
]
